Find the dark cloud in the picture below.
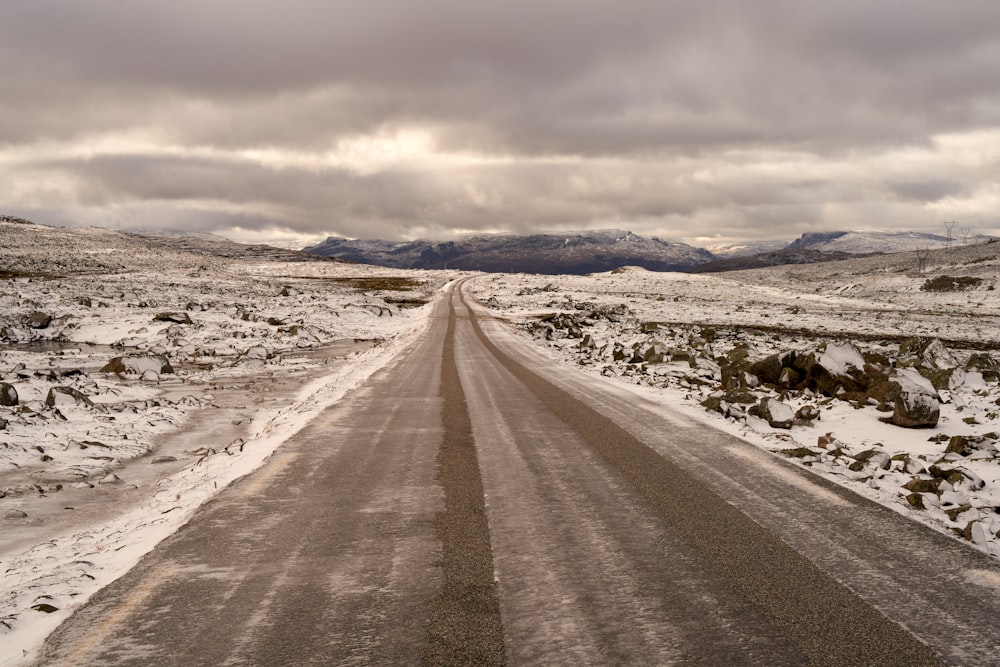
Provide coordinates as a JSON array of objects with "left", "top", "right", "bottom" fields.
[{"left": 2, "top": 1, "right": 999, "bottom": 242}]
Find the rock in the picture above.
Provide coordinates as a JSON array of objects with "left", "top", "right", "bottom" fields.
[
  {"left": 26, "top": 310, "right": 52, "bottom": 329},
  {"left": 151, "top": 455, "right": 178, "bottom": 464},
  {"left": 3, "top": 508, "right": 28, "bottom": 519},
  {"left": 77, "top": 296, "right": 92, "bottom": 307},
  {"left": 748, "top": 351, "right": 796, "bottom": 386},
  {"left": 0, "top": 382, "right": 18, "bottom": 406},
  {"left": 903, "top": 477, "right": 941, "bottom": 494},
  {"left": 701, "top": 395, "right": 726, "bottom": 415},
  {"left": 946, "top": 436, "right": 973, "bottom": 456},
  {"left": 244, "top": 345, "right": 268, "bottom": 360},
  {"left": 140, "top": 369, "right": 160, "bottom": 382},
  {"left": 98, "top": 473, "right": 125, "bottom": 486},
  {"left": 965, "top": 352, "right": 1000, "bottom": 382},
  {"left": 101, "top": 355, "right": 174, "bottom": 375},
  {"left": 154, "top": 312, "right": 192, "bottom": 324},
  {"left": 0, "top": 417, "right": 7, "bottom": 430},
  {"left": 45, "top": 386, "right": 94, "bottom": 408},
  {"left": 758, "top": 397, "right": 795, "bottom": 429},
  {"left": 280, "top": 285, "right": 300, "bottom": 296},
  {"left": 853, "top": 449, "right": 891, "bottom": 470},
  {"left": 885, "top": 368, "right": 940, "bottom": 428},
  {"left": 795, "top": 404, "right": 820, "bottom": 423},
  {"left": 794, "top": 342, "right": 868, "bottom": 396}
]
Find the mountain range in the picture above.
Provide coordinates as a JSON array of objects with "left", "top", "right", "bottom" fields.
[
  {"left": 305, "top": 229, "right": 963, "bottom": 274},
  {"left": 304, "top": 229, "right": 715, "bottom": 274}
]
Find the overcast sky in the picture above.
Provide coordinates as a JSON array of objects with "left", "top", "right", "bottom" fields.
[{"left": 2, "top": 1, "right": 999, "bottom": 247}]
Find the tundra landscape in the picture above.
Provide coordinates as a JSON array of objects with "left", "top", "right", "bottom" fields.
[{"left": 3, "top": 218, "right": 1000, "bottom": 664}]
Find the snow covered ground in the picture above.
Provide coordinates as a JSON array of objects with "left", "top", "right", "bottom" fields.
[
  {"left": 471, "top": 239, "right": 1000, "bottom": 566},
  {"left": 0, "top": 221, "right": 448, "bottom": 665},
  {"left": 3, "top": 220, "right": 1000, "bottom": 664}
]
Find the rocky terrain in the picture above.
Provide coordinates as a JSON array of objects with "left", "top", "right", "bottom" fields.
[{"left": 472, "top": 239, "right": 1000, "bottom": 559}]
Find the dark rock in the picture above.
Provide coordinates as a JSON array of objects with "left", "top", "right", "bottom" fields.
[
  {"left": 748, "top": 351, "right": 797, "bottom": 386},
  {"left": 946, "top": 436, "right": 973, "bottom": 456},
  {"left": 966, "top": 352, "right": 1000, "bottom": 381},
  {"left": 903, "top": 477, "right": 941, "bottom": 494},
  {"left": 0, "top": 382, "right": 18, "bottom": 406},
  {"left": 26, "top": 311, "right": 52, "bottom": 329},
  {"left": 0, "top": 417, "right": 7, "bottom": 430},
  {"left": 77, "top": 296, "right": 92, "bottom": 307},
  {"left": 905, "top": 493, "right": 926, "bottom": 509},
  {"left": 891, "top": 389, "right": 940, "bottom": 428},
  {"left": 153, "top": 312, "right": 192, "bottom": 324},
  {"left": 701, "top": 395, "right": 726, "bottom": 415}
]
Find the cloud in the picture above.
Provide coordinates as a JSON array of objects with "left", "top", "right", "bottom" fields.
[{"left": 2, "top": 1, "right": 999, "bottom": 243}]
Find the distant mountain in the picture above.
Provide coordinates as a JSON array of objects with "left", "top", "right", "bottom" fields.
[
  {"left": 122, "top": 229, "right": 341, "bottom": 264},
  {"left": 694, "top": 230, "right": 973, "bottom": 273},
  {"left": 707, "top": 239, "right": 789, "bottom": 258},
  {"left": 787, "top": 230, "right": 951, "bottom": 254},
  {"left": 692, "top": 248, "right": 863, "bottom": 273},
  {"left": 304, "top": 229, "right": 715, "bottom": 274},
  {"left": 0, "top": 214, "right": 35, "bottom": 225}
]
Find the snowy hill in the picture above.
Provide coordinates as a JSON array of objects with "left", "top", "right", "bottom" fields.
[
  {"left": 787, "top": 231, "right": 953, "bottom": 254},
  {"left": 305, "top": 229, "right": 715, "bottom": 274}
]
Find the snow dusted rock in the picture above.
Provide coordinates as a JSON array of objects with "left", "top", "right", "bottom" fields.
[
  {"left": 965, "top": 352, "right": 1000, "bottom": 382},
  {"left": 796, "top": 341, "right": 868, "bottom": 396},
  {"left": 140, "top": 369, "right": 160, "bottom": 382},
  {"left": 756, "top": 397, "right": 795, "bottom": 429},
  {"left": 101, "top": 355, "right": 175, "bottom": 375},
  {"left": 150, "top": 455, "right": 178, "bottom": 464},
  {"left": 98, "top": 473, "right": 125, "bottom": 486},
  {"left": 279, "top": 285, "right": 300, "bottom": 297},
  {"left": 245, "top": 345, "right": 268, "bottom": 360},
  {"left": 0, "top": 381, "right": 18, "bottom": 406},
  {"left": 3, "top": 508, "right": 28, "bottom": 520},
  {"left": 25, "top": 310, "right": 52, "bottom": 329},
  {"left": 45, "top": 386, "right": 95, "bottom": 408},
  {"left": 887, "top": 368, "right": 940, "bottom": 428}
]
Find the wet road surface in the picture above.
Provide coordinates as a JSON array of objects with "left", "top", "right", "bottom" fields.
[{"left": 34, "top": 281, "right": 1000, "bottom": 665}]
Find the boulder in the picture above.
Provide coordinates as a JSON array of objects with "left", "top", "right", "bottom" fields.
[
  {"left": 887, "top": 368, "right": 940, "bottom": 428},
  {"left": 153, "top": 312, "right": 192, "bottom": 325},
  {"left": 794, "top": 342, "right": 868, "bottom": 396},
  {"left": 758, "top": 397, "right": 795, "bottom": 429},
  {"left": 45, "top": 386, "right": 94, "bottom": 408},
  {"left": 26, "top": 311, "right": 52, "bottom": 329},
  {"left": 965, "top": 353, "right": 1000, "bottom": 382},
  {"left": 101, "top": 355, "right": 175, "bottom": 375},
  {"left": 748, "top": 351, "right": 796, "bottom": 386},
  {"left": 244, "top": 345, "right": 268, "bottom": 360},
  {"left": 0, "top": 382, "right": 18, "bottom": 406}
]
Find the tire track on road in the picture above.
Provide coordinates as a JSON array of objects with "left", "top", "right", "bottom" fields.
[{"left": 423, "top": 291, "right": 505, "bottom": 666}]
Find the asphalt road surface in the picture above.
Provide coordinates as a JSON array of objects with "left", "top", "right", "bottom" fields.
[{"left": 35, "top": 280, "right": 1000, "bottom": 666}]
